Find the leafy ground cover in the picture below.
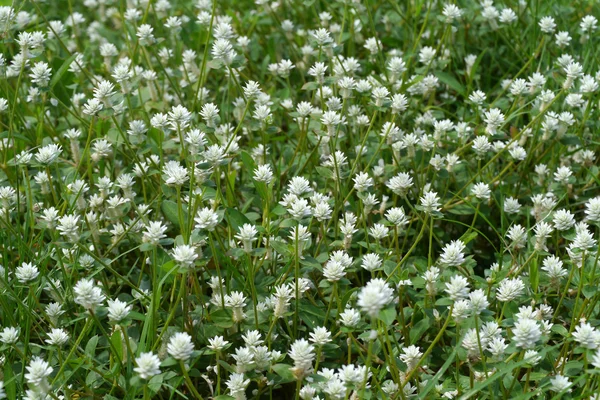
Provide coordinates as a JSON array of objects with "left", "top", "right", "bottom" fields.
[{"left": 1, "top": 0, "right": 600, "bottom": 399}]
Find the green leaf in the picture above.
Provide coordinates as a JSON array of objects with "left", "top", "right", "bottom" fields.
[
  {"left": 298, "top": 303, "right": 326, "bottom": 329},
  {"left": 50, "top": 53, "right": 76, "bottom": 89},
  {"left": 459, "top": 230, "right": 478, "bottom": 245},
  {"left": 551, "top": 324, "right": 569, "bottom": 337},
  {"left": 271, "top": 364, "right": 296, "bottom": 383},
  {"left": 85, "top": 335, "right": 99, "bottom": 358},
  {"left": 111, "top": 330, "right": 124, "bottom": 364},
  {"left": 529, "top": 256, "right": 539, "bottom": 293},
  {"left": 410, "top": 318, "right": 430, "bottom": 345},
  {"left": 147, "top": 374, "right": 164, "bottom": 393},
  {"left": 225, "top": 207, "right": 251, "bottom": 232},
  {"left": 315, "top": 166, "right": 333, "bottom": 179},
  {"left": 378, "top": 307, "right": 397, "bottom": 326},
  {"left": 271, "top": 240, "right": 290, "bottom": 255},
  {"left": 211, "top": 309, "right": 234, "bottom": 328},
  {"left": 4, "top": 362, "right": 15, "bottom": 400},
  {"left": 435, "top": 71, "right": 466, "bottom": 97},
  {"left": 447, "top": 204, "right": 475, "bottom": 215},
  {"left": 161, "top": 200, "right": 181, "bottom": 228},
  {"left": 583, "top": 285, "right": 597, "bottom": 299},
  {"left": 559, "top": 134, "right": 582, "bottom": 146}
]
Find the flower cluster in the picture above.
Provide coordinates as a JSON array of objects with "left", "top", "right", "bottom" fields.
[{"left": 1, "top": 0, "right": 600, "bottom": 399}]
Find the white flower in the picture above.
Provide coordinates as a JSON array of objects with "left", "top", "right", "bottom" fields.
[
  {"left": 167, "top": 332, "right": 195, "bottom": 361},
  {"left": 386, "top": 207, "right": 408, "bottom": 227},
  {"left": 496, "top": 278, "right": 525, "bottom": 302},
  {"left": 208, "top": 336, "right": 229, "bottom": 352},
  {"left": 553, "top": 209, "right": 575, "bottom": 231},
  {"left": 471, "top": 182, "right": 491, "bottom": 200},
  {"left": 226, "top": 373, "right": 250, "bottom": 398},
  {"left": 539, "top": 16, "right": 556, "bottom": 33},
  {"left": 162, "top": 161, "right": 188, "bottom": 186},
  {"left": 134, "top": 352, "right": 161, "bottom": 379},
  {"left": 35, "top": 144, "right": 62, "bottom": 164},
  {"left": 143, "top": 221, "right": 168, "bottom": 244},
  {"left": 29, "top": 61, "right": 51, "bottom": 87},
  {"left": 288, "top": 339, "right": 315, "bottom": 375},
  {"left": 82, "top": 98, "right": 104, "bottom": 116},
  {"left": 572, "top": 322, "right": 600, "bottom": 349},
  {"left": 73, "top": 278, "right": 105, "bottom": 310},
  {"left": 439, "top": 240, "right": 466, "bottom": 267},
  {"left": 399, "top": 345, "right": 422, "bottom": 370},
  {"left": 549, "top": 374, "right": 571, "bottom": 393},
  {"left": 195, "top": 207, "right": 219, "bottom": 231},
  {"left": 0, "top": 327, "right": 19, "bottom": 344},
  {"left": 339, "top": 308, "right": 361, "bottom": 327},
  {"left": 386, "top": 172, "right": 413, "bottom": 196},
  {"left": 420, "top": 191, "right": 441, "bottom": 214},
  {"left": 235, "top": 223, "right": 258, "bottom": 253},
  {"left": 513, "top": 319, "right": 541, "bottom": 349},
  {"left": 172, "top": 245, "right": 198, "bottom": 269},
  {"left": 445, "top": 275, "right": 470, "bottom": 300},
  {"left": 25, "top": 357, "right": 53, "bottom": 393},
  {"left": 309, "top": 327, "right": 331, "bottom": 346},
  {"left": 254, "top": 165, "right": 274, "bottom": 184},
  {"left": 361, "top": 253, "right": 382, "bottom": 271},
  {"left": 15, "top": 262, "right": 39, "bottom": 283},
  {"left": 468, "top": 289, "right": 489, "bottom": 315},
  {"left": 357, "top": 278, "right": 395, "bottom": 317},
  {"left": 46, "top": 328, "right": 69, "bottom": 346},
  {"left": 107, "top": 298, "right": 132, "bottom": 322}
]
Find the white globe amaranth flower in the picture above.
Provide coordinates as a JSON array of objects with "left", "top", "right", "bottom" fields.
[
  {"left": 512, "top": 318, "right": 541, "bottom": 349},
  {"left": 357, "top": 278, "right": 395, "bottom": 318},
  {"left": 167, "top": 332, "right": 195, "bottom": 361},
  {"left": 15, "top": 262, "right": 39, "bottom": 283},
  {"left": 107, "top": 298, "right": 132, "bottom": 322},
  {"left": 0, "top": 327, "right": 19, "bottom": 344},
  {"left": 134, "top": 352, "right": 161, "bottom": 379},
  {"left": 73, "top": 278, "right": 106, "bottom": 310}
]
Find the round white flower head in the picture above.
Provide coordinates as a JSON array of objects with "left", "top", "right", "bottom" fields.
[
  {"left": 73, "top": 278, "right": 106, "bottom": 310},
  {"left": 471, "top": 182, "right": 491, "bottom": 200},
  {"left": 195, "top": 207, "right": 219, "bottom": 231},
  {"left": 172, "top": 244, "right": 198, "bottom": 270},
  {"left": 361, "top": 253, "right": 382, "bottom": 272},
  {"left": 107, "top": 298, "right": 132, "bottom": 322},
  {"left": 167, "top": 332, "right": 195, "bottom": 361},
  {"left": 439, "top": 240, "right": 466, "bottom": 267},
  {"left": 496, "top": 278, "right": 525, "bottom": 302},
  {"left": 512, "top": 319, "right": 541, "bottom": 349},
  {"left": 309, "top": 326, "right": 332, "bottom": 346},
  {"left": 288, "top": 339, "right": 315, "bottom": 376},
  {"left": 134, "top": 352, "right": 161, "bottom": 379},
  {"left": 254, "top": 164, "right": 274, "bottom": 184},
  {"left": 226, "top": 373, "right": 250, "bottom": 398},
  {"left": 399, "top": 345, "right": 422, "bottom": 370},
  {"left": 15, "top": 262, "right": 39, "bottom": 283},
  {"left": 572, "top": 322, "right": 600, "bottom": 349},
  {"left": 0, "top": 327, "right": 19, "bottom": 344},
  {"left": 468, "top": 289, "right": 489, "bottom": 315},
  {"left": 550, "top": 374, "right": 571, "bottom": 393},
  {"left": 207, "top": 335, "right": 230, "bottom": 352},
  {"left": 357, "top": 278, "right": 395, "bottom": 317},
  {"left": 339, "top": 308, "right": 361, "bottom": 327},
  {"left": 420, "top": 191, "right": 441, "bottom": 214},
  {"left": 445, "top": 275, "right": 470, "bottom": 301},
  {"left": 25, "top": 356, "right": 53, "bottom": 393},
  {"left": 46, "top": 328, "right": 69, "bottom": 347}
]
